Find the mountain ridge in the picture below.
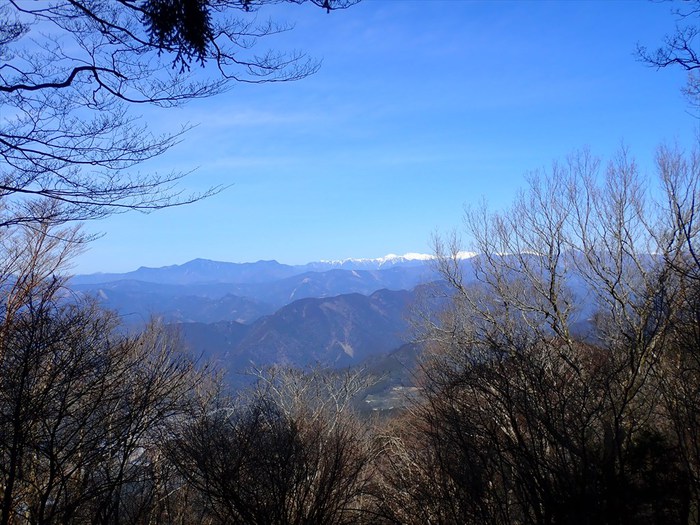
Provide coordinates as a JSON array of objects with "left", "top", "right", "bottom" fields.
[
  {"left": 177, "top": 287, "right": 416, "bottom": 383},
  {"left": 71, "top": 252, "right": 478, "bottom": 285}
]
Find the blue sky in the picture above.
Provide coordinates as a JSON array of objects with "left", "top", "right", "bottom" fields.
[{"left": 76, "top": 0, "right": 697, "bottom": 274}]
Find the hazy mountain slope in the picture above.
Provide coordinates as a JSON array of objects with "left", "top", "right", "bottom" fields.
[
  {"left": 71, "top": 253, "right": 448, "bottom": 286},
  {"left": 228, "top": 266, "right": 435, "bottom": 308},
  {"left": 71, "top": 258, "right": 304, "bottom": 285},
  {"left": 175, "top": 320, "right": 250, "bottom": 363},
  {"left": 73, "top": 280, "right": 274, "bottom": 325},
  {"left": 237, "top": 288, "right": 413, "bottom": 366},
  {"left": 72, "top": 265, "right": 438, "bottom": 324},
  {"left": 72, "top": 279, "right": 249, "bottom": 299},
  {"left": 177, "top": 287, "right": 415, "bottom": 375}
]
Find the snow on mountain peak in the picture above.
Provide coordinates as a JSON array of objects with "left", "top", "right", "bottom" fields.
[
  {"left": 379, "top": 253, "right": 433, "bottom": 263},
  {"left": 318, "top": 251, "right": 476, "bottom": 267}
]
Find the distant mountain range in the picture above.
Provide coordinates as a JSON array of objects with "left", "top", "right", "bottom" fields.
[
  {"left": 68, "top": 254, "right": 473, "bottom": 395},
  {"left": 70, "top": 253, "right": 460, "bottom": 286},
  {"left": 72, "top": 258, "right": 303, "bottom": 286},
  {"left": 71, "top": 267, "right": 440, "bottom": 324},
  {"left": 65, "top": 251, "right": 602, "bottom": 407}
]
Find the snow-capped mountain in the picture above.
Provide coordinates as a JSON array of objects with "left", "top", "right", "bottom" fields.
[
  {"left": 72, "top": 252, "right": 471, "bottom": 285},
  {"left": 316, "top": 252, "right": 433, "bottom": 269},
  {"left": 306, "top": 252, "right": 476, "bottom": 271},
  {"left": 68, "top": 253, "right": 460, "bottom": 325}
]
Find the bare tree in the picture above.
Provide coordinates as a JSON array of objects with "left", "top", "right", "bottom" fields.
[
  {"left": 169, "top": 365, "right": 377, "bottom": 525},
  {"left": 0, "top": 3, "right": 370, "bottom": 522},
  {"left": 382, "top": 146, "right": 700, "bottom": 525},
  {"left": 0, "top": 0, "right": 358, "bottom": 227},
  {"left": 0, "top": 215, "right": 212, "bottom": 525},
  {"left": 637, "top": 1, "right": 700, "bottom": 108}
]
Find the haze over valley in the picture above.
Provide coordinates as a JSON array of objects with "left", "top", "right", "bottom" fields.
[{"left": 70, "top": 253, "right": 454, "bottom": 391}]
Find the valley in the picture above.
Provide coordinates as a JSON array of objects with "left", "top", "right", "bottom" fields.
[{"left": 69, "top": 254, "right": 460, "bottom": 402}]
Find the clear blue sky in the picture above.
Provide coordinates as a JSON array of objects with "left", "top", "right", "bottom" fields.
[{"left": 76, "top": 0, "right": 697, "bottom": 274}]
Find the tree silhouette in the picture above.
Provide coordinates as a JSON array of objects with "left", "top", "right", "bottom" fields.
[{"left": 0, "top": 0, "right": 358, "bottom": 227}]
